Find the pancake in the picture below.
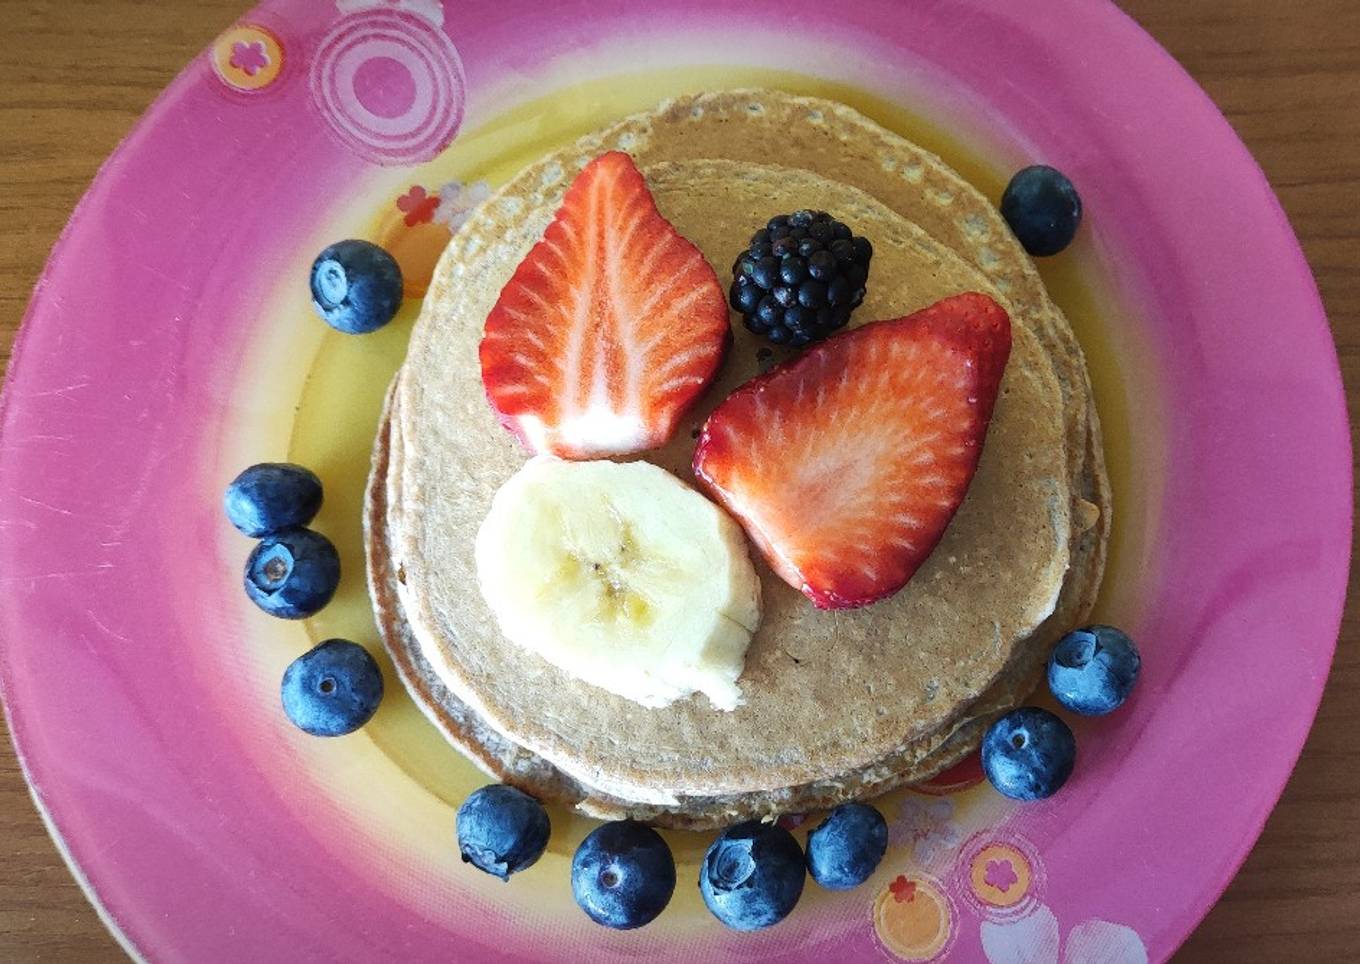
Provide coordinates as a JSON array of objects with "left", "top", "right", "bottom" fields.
[
  {"left": 366, "top": 90, "right": 1112, "bottom": 824},
  {"left": 368, "top": 385, "right": 1103, "bottom": 828},
  {"left": 385, "top": 158, "right": 1073, "bottom": 803},
  {"left": 370, "top": 339, "right": 1105, "bottom": 827},
  {"left": 368, "top": 400, "right": 998, "bottom": 829}
]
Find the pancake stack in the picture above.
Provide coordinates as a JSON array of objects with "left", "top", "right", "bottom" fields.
[{"left": 365, "top": 90, "right": 1109, "bottom": 830}]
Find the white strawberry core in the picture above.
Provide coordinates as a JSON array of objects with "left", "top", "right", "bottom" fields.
[{"left": 516, "top": 408, "right": 649, "bottom": 458}]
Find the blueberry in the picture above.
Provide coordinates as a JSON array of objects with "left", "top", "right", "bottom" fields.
[
  {"left": 826, "top": 276, "right": 851, "bottom": 307},
  {"left": 832, "top": 221, "right": 853, "bottom": 240},
  {"left": 772, "top": 285, "right": 797, "bottom": 307},
  {"left": 797, "top": 238, "right": 821, "bottom": 257},
  {"left": 224, "top": 463, "right": 323, "bottom": 537},
  {"left": 805, "top": 803, "right": 887, "bottom": 890},
  {"left": 766, "top": 326, "right": 791, "bottom": 345},
  {"left": 1000, "top": 165, "right": 1082, "bottom": 257},
  {"left": 982, "top": 707, "right": 1076, "bottom": 801},
  {"left": 771, "top": 236, "right": 799, "bottom": 258},
  {"left": 700, "top": 821, "right": 805, "bottom": 931},
  {"left": 280, "top": 639, "right": 383, "bottom": 736},
  {"left": 850, "top": 236, "right": 873, "bottom": 264},
  {"left": 767, "top": 215, "right": 790, "bottom": 231},
  {"left": 788, "top": 209, "right": 815, "bottom": 228},
  {"left": 571, "top": 820, "right": 676, "bottom": 929},
  {"left": 456, "top": 785, "right": 550, "bottom": 881},
  {"left": 244, "top": 528, "right": 340, "bottom": 619},
  {"left": 830, "top": 238, "right": 856, "bottom": 263},
  {"left": 750, "top": 228, "right": 771, "bottom": 246},
  {"left": 1048, "top": 625, "right": 1141, "bottom": 715},
  {"left": 309, "top": 239, "right": 403, "bottom": 334}
]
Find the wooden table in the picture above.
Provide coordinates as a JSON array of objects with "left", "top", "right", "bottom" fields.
[{"left": 0, "top": 1, "right": 1355, "bottom": 959}]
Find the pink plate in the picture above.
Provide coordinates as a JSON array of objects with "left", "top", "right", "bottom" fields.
[{"left": 0, "top": 1, "right": 1349, "bottom": 961}]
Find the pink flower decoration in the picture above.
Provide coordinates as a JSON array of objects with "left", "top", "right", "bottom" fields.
[
  {"left": 984, "top": 857, "right": 1019, "bottom": 893},
  {"left": 396, "top": 186, "right": 439, "bottom": 227},
  {"left": 229, "top": 41, "right": 270, "bottom": 77}
]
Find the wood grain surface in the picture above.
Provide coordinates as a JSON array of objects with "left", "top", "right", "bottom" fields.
[{"left": 1, "top": 1, "right": 1356, "bottom": 960}]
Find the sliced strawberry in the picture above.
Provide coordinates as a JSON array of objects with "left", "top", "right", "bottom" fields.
[
  {"left": 693, "top": 292, "right": 1012, "bottom": 610},
  {"left": 479, "top": 151, "right": 730, "bottom": 459}
]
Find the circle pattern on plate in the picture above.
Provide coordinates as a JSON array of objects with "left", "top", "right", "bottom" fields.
[
  {"left": 969, "top": 842, "right": 1032, "bottom": 908},
  {"left": 211, "top": 24, "right": 285, "bottom": 92},
  {"left": 955, "top": 832, "right": 1048, "bottom": 923},
  {"left": 873, "top": 872, "right": 955, "bottom": 961},
  {"left": 309, "top": 8, "right": 466, "bottom": 165}
]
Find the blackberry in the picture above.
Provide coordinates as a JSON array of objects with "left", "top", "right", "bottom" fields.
[{"left": 729, "top": 210, "right": 872, "bottom": 347}]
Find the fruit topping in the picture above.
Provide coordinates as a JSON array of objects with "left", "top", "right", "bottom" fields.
[
  {"left": 243, "top": 527, "right": 340, "bottom": 619},
  {"left": 700, "top": 821, "right": 806, "bottom": 931},
  {"left": 224, "top": 462, "right": 323, "bottom": 537},
  {"left": 310, "top": 239, "right": 404, "bottom": 334},
  {"left": 730, "top": 209, "right": 872, "bottom": 347},
  {"left": 571, "top": 820, "right": 676, "bottom": 930},
  {"left": 480, "top": 152, "right": 730, "bottom": 458},
  {"left": 1048, "top": 625, "right": 1141, "bottom": 716},
  {"left": 474, "top": 457, "right": 761, "bottom": 710},
  {"left": 1000, "top": 165, "right": 1082, "bottom": 257},
  {"left": 805, "top": 803, "right": 888, "bottom": 890},
  {"left": 694, "top": 292, "right": 1012, "bottom": 610},
  {"left": 456, "top": 784, "right": 551, "bottom": 881},
  {"left": 281, "top": 639, "right": 384, "bottom": 736},
  {"left": 982, "top": 707, "right": 1076, "bottom": 801}
]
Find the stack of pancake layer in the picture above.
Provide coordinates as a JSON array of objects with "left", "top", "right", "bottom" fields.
[{"left": 365, "top": 90, "right": 1109, "bottom": 830}]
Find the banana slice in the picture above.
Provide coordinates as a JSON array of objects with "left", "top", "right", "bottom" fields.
[{"left": 474, "top": 456, "right": 762, "bottom": 710}]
